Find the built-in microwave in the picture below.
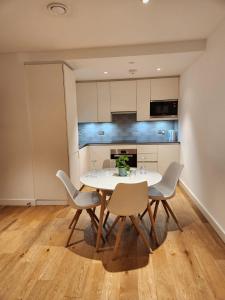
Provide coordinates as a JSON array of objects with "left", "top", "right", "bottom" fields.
[{"left": 150, "top": 100, "right": 178, "bottom": 118}]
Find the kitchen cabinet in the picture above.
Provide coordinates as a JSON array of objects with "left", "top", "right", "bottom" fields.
[
  {"left": 79, "top": 144, "right": 180, "bottom": 177},
  {"left": 110, "top": 80, "right": 137, "bottom": 112},
  {"left": 69, "top": 151, "right": 81, "bottom": 190},
  {"left": 97, "top": 82, "right": 111, "bottom": 122},
  {"left": 151, "top": 77, "right": 179, "bottom": 100},
  {"left": 76, "top": 82, "right": 98, "bottom": 122},
  {"left": 79, "top": 146, "right": 89, "bottom": 177},
  {"left": 25, "top": 64, "right": 69, "bottom": 201},
  {"left": 158, "top": 144, "right": 180, "bottom": 174},
  {"left": 137, "top": 79, "right": 151, "bottom": 121},
  {"left": 89, "top": 145, "right": 111, "bottom": 170}
]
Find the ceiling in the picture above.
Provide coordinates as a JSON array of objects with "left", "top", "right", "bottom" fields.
[
  {"left": 68, "top": 51, "right": 203, "bottom": 80},
  {"left": 0, "top": 0, "right": 225, "bottom": 53}
]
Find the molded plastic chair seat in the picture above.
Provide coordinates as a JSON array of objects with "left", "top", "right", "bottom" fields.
[
  {"left": 148, "top": 184, "right": 174, "bottom": 200},
  {"left": 75, "top": 191, "right": 101, "bottom": 209}
]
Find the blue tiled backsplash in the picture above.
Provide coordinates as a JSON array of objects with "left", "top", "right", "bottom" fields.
[{"left": 78, "top": 114, "right": 178, "bottom": 146}]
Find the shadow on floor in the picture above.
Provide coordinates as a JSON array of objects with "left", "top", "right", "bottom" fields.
[{"left": 66, "top": 210, "right": 173, "bottom": 272}]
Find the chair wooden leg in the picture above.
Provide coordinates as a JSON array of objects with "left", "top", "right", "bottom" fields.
[
  {"left": 162, "top": 201, "right": 170, "bottom": 218},
  {"left": 106, "top": 216, "right": 120, "bottom": 238},
  {"left": 103, "top": 211, "right": 110, "bottom": 228},
  {"left": 153, "top": 201, "right": 159, "bottom": 220},
  {"left": 113, "top": 216, "right": 126, "bottom": 260},
  {"left": 140, "top": 208, "right": 148, "bottom": 220},
  {"left": 129, "top": 216, "right": 153, "bottom": 253},
  {"left": 66, "top": 209, "right": 82, "bottom": 247},
  {"left": 147, "top": 204, "right": 159, "bottom": 245},
  {"left": 96, "top": 191, "right": 106, "bottom": 251},
  {"left": 68, "top": 211, "right": 77, "bottom": 229},
  {"left": 150, "top": 201, "right": 159, "bottom": 236},
  {"left": 140, "top": 200, "right": 155, "bottom": 220},
  {"left": 87, "top": 209, "right": 105, "bottom": 242},
  {"left": 164, "top": 201, "right": 183, "bottom": 232}
]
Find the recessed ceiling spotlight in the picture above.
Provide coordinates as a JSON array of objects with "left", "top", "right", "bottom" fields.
[
  {"left": 128, "top": 61, "right": 135, "bottom": 65},
  {"left": 104, "top": 71, "right": 108, "bottom": 74},
  {"left": 156, "top": 67, "right": 161, "bottom": 71},
  {"left": 47, "top": 2, "right": 68, "bottom": 16},
  {"left": 142, "top": 0, "right": 150, "bottom": 4}
]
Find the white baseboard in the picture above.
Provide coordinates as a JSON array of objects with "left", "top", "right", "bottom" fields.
[
  {"left": 36, "top": 199, "right": 68, "bottom": 206},
  {"left": 0, "top": 199, "right": 36, "bottom": 206},
  {"left": 179, "top": 179, "right": 225, "bottom": 243},
  {"left": 0, "top": 199, "right": 68, "bottom": 206}
]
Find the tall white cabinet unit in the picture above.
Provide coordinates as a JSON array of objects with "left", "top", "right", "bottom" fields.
[{"left": 25, "top": 63, "right": 79, "bottom": 202}]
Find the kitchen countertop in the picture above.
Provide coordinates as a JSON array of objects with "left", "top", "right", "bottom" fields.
[{"left": 79, "top": 141, "right": 180, "bottom": 149}]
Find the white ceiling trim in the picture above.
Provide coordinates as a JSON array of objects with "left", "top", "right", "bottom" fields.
[{"left": 21, "top": 39, "right": 206, "bottom": 63}]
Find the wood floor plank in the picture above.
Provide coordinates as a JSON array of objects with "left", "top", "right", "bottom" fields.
[{"left": 0, "top": 186, "right": 224, "bottom": 300}]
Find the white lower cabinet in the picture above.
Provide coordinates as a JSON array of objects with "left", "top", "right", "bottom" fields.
[
  {"left": 79, "top": 146, "right": 89, "bottom": 177},
  {"left": 89, "top": 145, "right": 111, "bottom": 170},
  {"left": 69, "top": 151, "right": 81, "bottom": 190},
  {"left": 78, "top": 144, "right": 180, "bottom": 180},
  {"left": 137, "top": 162, "right": 158, "bottom": 172},
  {"left": 158, "top": 144, "right": 180, "bottom": 174}
]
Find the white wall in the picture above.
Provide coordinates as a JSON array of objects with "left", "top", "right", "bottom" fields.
[
  {"left": 0, "top": 54, "right": 35, "bottom": 203},
  {"left": 180, "top": 19, "right": 225, "bottom": 240}
]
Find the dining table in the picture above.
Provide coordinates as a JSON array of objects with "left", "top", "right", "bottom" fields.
[{"left": 80, "top": 168, "right": 162, "bottom": 251}]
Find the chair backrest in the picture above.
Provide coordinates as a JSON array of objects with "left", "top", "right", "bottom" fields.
[
  {"left": 161, "top": 162, "right": 184, "bottom": 193},
  {"left": 102, "top": 159, "right": 116, "bottom": 169},
  {"left": 56, "top": 170, "right": 79, "bottom": 206},
  {"left": 107, "top": 181, "right": 148, "bottom": 216}
]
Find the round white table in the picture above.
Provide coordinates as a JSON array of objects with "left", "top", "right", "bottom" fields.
[
  {"left": 80, "top": 168, "right": 162, "bottom": 191},
  {"left": 80, "top": 168, "right": 162, "bottom": 251}
]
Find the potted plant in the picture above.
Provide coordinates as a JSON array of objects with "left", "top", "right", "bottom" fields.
[{"left": 116, "top": 155, "right": 130, "bottom": 176}]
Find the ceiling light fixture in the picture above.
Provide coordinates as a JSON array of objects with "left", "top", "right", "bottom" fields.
[
  {"left": 156, "top": 67, "right": 161, "bottom": 71},
  {"left": 142, "top": 0, "right": 150, "bottom": 4},
  {"left": 47, "top": 2, "right": 68, "bottom": 16},
  {"left": 104, "top": 71, "right": 108, "bottom": 74}
]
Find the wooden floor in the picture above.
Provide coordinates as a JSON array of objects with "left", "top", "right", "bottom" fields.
[{"left": 0, "top": 186, "right": 225, "bottom": 300}]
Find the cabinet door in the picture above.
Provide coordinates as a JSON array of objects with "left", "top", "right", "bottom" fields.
[
  {"left": 110, "top": 80, "right": 136, "bottom": 112},
  {"left": 89, "top": 146, "right": 110, "bottom": 170},
  {"left": 25, "top": 64, "right": 68, "bottom": 200},
  {"left": 69, "top": 151, "right": 81, "bottom": 190},
  {"left": 158, "top": 145, "right": 180, "bottom": 174},
  {"left": 76, "top": 82, "right": 98, "bottom": 122},
  {"left": 79, "top": 146, "right": 89, "bottom": 176},
  {"left": 137, "top": 79, "right": 151, "bottom": 121},
  {"left": 97, "top": 82, "right": 111, "bottom": 122},
  {"left": 63, "top": 65, "right": 79, "bottom": 154},
  {"left": 151, "top": 78, "right": 179, "bottom": 100},
  {"left": 137, "top": 162, "right": 158, "bottom": 172}
]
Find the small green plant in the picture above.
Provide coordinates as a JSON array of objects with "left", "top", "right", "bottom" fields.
[{"left": 115, "top": 155, "right": 130, "bottom": 171}]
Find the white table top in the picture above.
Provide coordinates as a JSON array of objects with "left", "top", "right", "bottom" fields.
[{"left": 80, "top": 168, "right": 162, "bottom": 191}]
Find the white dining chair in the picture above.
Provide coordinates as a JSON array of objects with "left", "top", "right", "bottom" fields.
[
  {"left": 140, "top": 162, "right": 184, "bottom": 231},
  {"left": 56, "top": 170, "right": 102, "bottom": 247},
  {"left": 106, "top": 182, "right": 158, "bottom": 259}
]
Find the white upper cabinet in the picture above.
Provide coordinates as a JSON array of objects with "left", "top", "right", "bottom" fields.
[
  {"left": 76, "top": 82, "right": 98, "bottom": 122},
  {"left": 110, "top": 80, "right": 137, "bottom": 112},
  {"left": 97, "top": 82, "right": 111, "bottom": 122},
  {"left": 137, "top": 79, "right": 151, "bottom": 121},
  {"left": 151, "top": 77, "right": 179, "bottom": 100}
]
